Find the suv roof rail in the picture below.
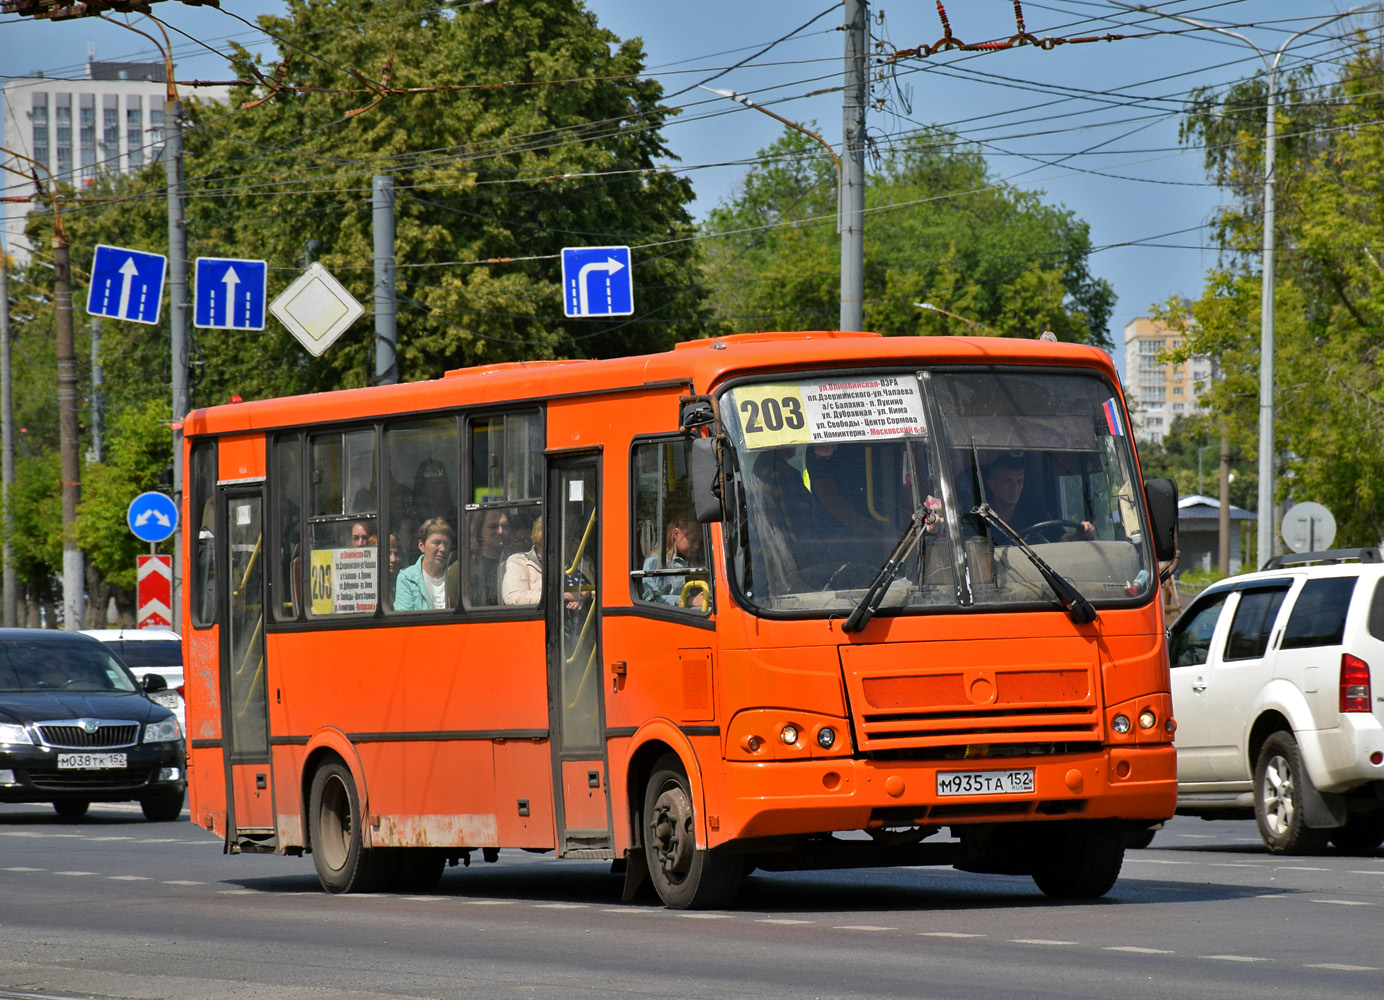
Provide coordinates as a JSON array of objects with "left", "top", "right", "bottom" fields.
[{"left": 1261, "top": 548, "right": 1383, "bottom": 570}]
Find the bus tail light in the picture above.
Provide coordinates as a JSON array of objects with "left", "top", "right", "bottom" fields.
[{"left": 1341, "top": 653, "right": 1372, "bottom": 713}]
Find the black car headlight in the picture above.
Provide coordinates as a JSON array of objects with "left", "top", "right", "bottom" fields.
[
  {"left": 143, "top": 719, "right": 182, "bottom": 744},
  {"left": 0, "top": 722, "right": 34, "bottom": 746}
]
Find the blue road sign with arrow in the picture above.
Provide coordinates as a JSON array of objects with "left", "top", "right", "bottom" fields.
[
  {"left": 561, "top": 245, "right": 633, "bottom": 318},
  {"left": 127, "top": 491, "right": 179, "bottom": 544},
  {"left": 194, "top": 257, "right": 268, "bottom": 331},
  {"left": 87, "top": 244, "right": 167, "bottom": 325}
]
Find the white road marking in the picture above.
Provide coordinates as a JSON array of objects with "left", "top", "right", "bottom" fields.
[
  {"left": 2, "top": 866, "right": 44, "bottom": 872},
  {"left": 921, "top": 932, "right": 984, "bottom": 938},
  {"left": 1310, "top": 899, "right": 1372, "bottom": 906},
  {"left": 533, "top": 903, "right": 586, "bottom": 909},
  {"left": 835, "top": 925, "right": 894, "bottom": 932},
  {"left": 53, "top": 871, "right": 96, "bottom": 876},
  {"left": 107, "top": 875, "right": 150, "bottom": 881},
  {"left": 162, "top": 880, "right": 206, "bottom": 886},
  {"left": 758, "top": 918, "right": 814, "bottom": 925},
  {"left": 1012, "top": 939, "right": 1076, "bottom": 946},
  {"left": 1307, "top": 964, "right": 1379, "bottom": 971},
  {"left": 680, "top": 913, "right": 733, "bottom": 919},
  {"left": 1201, "top": 955, "right": 1268, "bottom": 962},
  {"left": 1105, "top": 946, "right": 1174, "bottom": 954}
]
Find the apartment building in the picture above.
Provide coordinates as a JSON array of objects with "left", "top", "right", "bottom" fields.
[
  {"left": 1121, "top": 315, "right": 1213, "bottom": 443},
  {"left": 2, "top": 60, "right": 188, "bottom": 264}
]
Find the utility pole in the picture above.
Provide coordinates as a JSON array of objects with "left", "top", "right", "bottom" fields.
[
  {"left": 90, "top": 315, "right": 103, "bottom": 464},
  {"left": 373, "top": 175, "right": 397, "bottom": 386},
  {"left": 0, "top": 252, "right": 15, "bottom": 627},
  {"left": 55, "top": 225, "right": 82, "bottom": 630},
  {"left": 165, "top": 94, "right": 187, "bottom": 629},
  {"left": 840, "top": 0, "right": 867, "bottom": 332}
]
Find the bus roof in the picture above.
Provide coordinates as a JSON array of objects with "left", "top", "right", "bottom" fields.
[{"left": 183, "top": 332, "right": 1116, "bottom": 438}]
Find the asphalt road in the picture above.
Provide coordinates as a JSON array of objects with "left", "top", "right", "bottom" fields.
[{"left": 1, "top": 804, "right": 1381, "bottom": 1000}]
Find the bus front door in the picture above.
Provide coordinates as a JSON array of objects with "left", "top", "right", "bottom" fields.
[
  {"left": 218, "top": 488, "right": 274, "bottom": 846},
  {"left": 547, "top": 456, "right": 613, "bottom": 856}
]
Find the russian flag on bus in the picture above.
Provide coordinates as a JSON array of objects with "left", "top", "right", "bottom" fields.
[{"left": 1102, "top": 398, "right": 1125, "bottom": 436}]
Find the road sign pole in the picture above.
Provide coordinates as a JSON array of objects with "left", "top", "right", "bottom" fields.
[
  {"left": 166, "top": 97, "right": 187, "bottom": 632},
  {"left": 0, "top": 254, "right": 15, "bottom": 627}
]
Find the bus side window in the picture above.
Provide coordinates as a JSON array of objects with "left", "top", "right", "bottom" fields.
[
  {"left": 272, "top": 435, "right": 303, "bottom": 620},
  {"left": 464, "top": 411, "right": 543, "bottom": 610},
  {"left": 384, "top": 417, "right": 459, "bottom": 613},
  {"left": 305, "top": 428, "right": 380, "bottom": 617},
  {"left": 631, "top": 438, "right": 711, "bottom": 613},
  {"left": 189, "top": 438, "right": 217, "bottom": 628}
]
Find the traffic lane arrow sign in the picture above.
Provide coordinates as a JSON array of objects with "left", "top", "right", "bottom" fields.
[
  {"left": 194, "top": 257, "right": 268, "bottom": 331},
  {"left": 87, "top": 244, "right": 167, "bottom": 325},
  {"left": 560, "top": 246, "right": 634, "bottom": 318}
]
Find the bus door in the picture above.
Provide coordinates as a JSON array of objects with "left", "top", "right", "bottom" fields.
[
  {"left": 547, "top": 455, "right": 613, "bottom": 855},
  {"left": 218, "top": 486, "right": 274, "bottom": 843}
]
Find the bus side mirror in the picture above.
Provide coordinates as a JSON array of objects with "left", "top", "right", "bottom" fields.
[
  {"left": 691, "top": 437, "right": 723, "bottom": 523},
  {"left": 1144, "top": 477, "right": 1178, "bottom": 562}
]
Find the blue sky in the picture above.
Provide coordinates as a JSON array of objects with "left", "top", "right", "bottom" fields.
[{"left": 2, "top": 1, "right": 1376, "bottom": 358}]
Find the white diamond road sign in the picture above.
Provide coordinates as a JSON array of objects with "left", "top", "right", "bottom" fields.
[
  {"left": 561, "top": 245, "right": 633, "bottom": 318},
  {"left": 194, "top": 257, "right": 267, "bottom": 331},
  {"left": 270, "top": 262, "right": 364, "bottom": 357},
  {"left": 86, "top": 244, "right": 167, "bottom": 325},
  {"left": 127, "top": 491, "right": 179, "bottom": 544}
]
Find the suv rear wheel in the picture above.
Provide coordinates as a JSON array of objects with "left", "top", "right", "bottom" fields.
[{"left": 1254, "top": 732, "right": 1330, "bottom": 855}]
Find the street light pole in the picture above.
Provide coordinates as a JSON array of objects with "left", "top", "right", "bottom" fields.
[{"left": 1113, "top": 3, "right": 1374, "bottom": 571}]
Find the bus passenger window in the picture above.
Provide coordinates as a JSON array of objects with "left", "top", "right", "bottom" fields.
[
  {"left": 632, "top": 438, "right": 711, "bottom": 613},
  {"left": 305, "top": 428, "right": 379, "bottom": 617},
  {"left": 272, "top": 435, "right": 303, "bottom": 621},
  {"left": 464, "top": 411, "right": 543, "bottom": 610},
  {"left": 189, "top": 439, "right": 217, "bottom": 627},
  {"left": 384, "top": 417, "right": 459, "bottom": 614}
]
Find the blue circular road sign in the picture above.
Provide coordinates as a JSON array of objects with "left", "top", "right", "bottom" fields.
[{"left": 127, "top": 491, "right": 179, "bottom": 544}]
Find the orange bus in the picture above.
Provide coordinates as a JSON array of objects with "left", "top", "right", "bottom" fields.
[{"left": 181, "top": 331, "right": 1179, "bottom": 908}]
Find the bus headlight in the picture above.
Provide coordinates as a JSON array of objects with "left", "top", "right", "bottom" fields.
[
  {"left": 1112, "top": 714, "right": 1131, "bottom": 735},
  {"left": 817, "top": 727, "right": 836, "bottom": 749},
  {"left": 780, "top": 725, "right": 799, "bottom": 746},
  {"left": 1138, "top": 710, "right": 1157, "bottom": 730}
]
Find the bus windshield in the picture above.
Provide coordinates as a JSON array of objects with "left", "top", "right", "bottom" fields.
[{"left": 720, "top": 367, "right": 1155, "bottom": 616}]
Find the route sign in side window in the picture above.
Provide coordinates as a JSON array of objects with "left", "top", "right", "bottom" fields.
[
  {"left": 1225, "top": 587, "right": 1289, "bottom": 661},
  {"left": 1169, "top": 592, "right": 1229, "bottom": 667},
  {"left": 1281, "top": 577, "right": 1357, "bottom": 649}
]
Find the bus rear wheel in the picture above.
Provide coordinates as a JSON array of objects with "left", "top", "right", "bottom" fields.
[
  {"left": 309, "top": 760, "right": 396, "bottom": 893},
  {"left": 642, "top": 755, "right": 741, "bottom": 910}
]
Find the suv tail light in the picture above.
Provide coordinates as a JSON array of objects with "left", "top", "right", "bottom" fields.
[{"left": 1340, "top": 653, "right": 1372, "bottom": 713}]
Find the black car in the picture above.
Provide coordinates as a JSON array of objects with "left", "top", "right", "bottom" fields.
[{"left": 0, "top": 629, "right": 186, "bottom": 821}]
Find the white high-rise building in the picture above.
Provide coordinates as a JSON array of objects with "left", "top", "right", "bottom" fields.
[
  {"left": 2, "top": 59, "right": 202, "bottom": 264},
  {"left": 1122, "top": 316, "right": 1213, "bottom": 443}
]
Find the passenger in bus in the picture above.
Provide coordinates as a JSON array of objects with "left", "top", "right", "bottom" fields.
[
  {"left": 413, "top": 457, "right": 457, "bottom": 530},
  {"left": 501, "top": 515, "right": 543, "bottom": 606},
  {"left": 983, "top": 453, "right": 1093, "bottom": 542},
  {"left": 642, "top": 514, "right": 705, "bottom": 608},
  {"left": 348, "top": 521, "right": 373, "bottom": 547},
  {"left": 465, "top": 507, "right": 510, "bottom": 606},
  {"left": 748, "top": 447, "right": 814, "bottom": 593},
  {"left": 393, "top": 517, "right": 454, "bottom": 611}
]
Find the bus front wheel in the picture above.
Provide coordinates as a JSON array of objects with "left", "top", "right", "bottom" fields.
[
  {"left": 309, "top": 760, "right": 396, "bottom": 893},
  {"left": 1030, "top": 826, "right": 1125, "bottom": 899},
  {"left": 642, "top": 755, "right": 741, "bottom": 910}
]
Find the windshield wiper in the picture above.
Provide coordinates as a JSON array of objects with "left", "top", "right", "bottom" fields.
[
  {"left": 971, "top": 503, "right": 1098, "bottom": 625},
  {"left": 842, "top": 505, "right": 932, "bottom": 634}
]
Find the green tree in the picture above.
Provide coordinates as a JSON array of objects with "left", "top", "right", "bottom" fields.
[
  {"left": 702, "top": 131, "right": 1115, "bottom": 346},
  {"left": 1173, "top": 37, "right": 1384, "bottom": 545}
]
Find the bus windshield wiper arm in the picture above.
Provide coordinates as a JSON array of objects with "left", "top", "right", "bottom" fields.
[
  {"left": 971, "top": 504, "right": 1098, "bottom": 625},
  {"left": 842, "top": 506, "right": 930, "bottom": 634}
]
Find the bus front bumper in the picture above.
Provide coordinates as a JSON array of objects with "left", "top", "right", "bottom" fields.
[{"left": 715, "top": 745, "right": 1176, "bottom": 844}]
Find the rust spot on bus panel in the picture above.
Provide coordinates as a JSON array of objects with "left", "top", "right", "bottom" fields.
[{"left": 375, "top": 813, "right": 499, "bottom": 848}]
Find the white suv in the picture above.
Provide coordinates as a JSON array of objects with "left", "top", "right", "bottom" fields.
[{"left": 1168, "top": 549, "right": 1384, "bottom": 853}]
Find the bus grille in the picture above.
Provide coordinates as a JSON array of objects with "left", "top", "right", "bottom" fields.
[
  {"left": 840, "top": 640, "right": 1101, "bottom": 755},
  {"left": 36, "top": 722, "right": 139, "bottom": 749}
]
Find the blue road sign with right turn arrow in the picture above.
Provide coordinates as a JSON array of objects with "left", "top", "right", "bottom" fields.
[
  {"left": 87, "top": 244, "right": 167, "bottom": 325},
  {"left": 561, "top": 245, "right": 633, "bottom": 318}
]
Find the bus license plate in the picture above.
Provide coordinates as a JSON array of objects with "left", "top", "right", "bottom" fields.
[
  {"left": 936, "top": 768, "right": 1034, "bottom": 796},
  {"left": 57, "top": 753, "right": 126, "bottom": 770}
]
